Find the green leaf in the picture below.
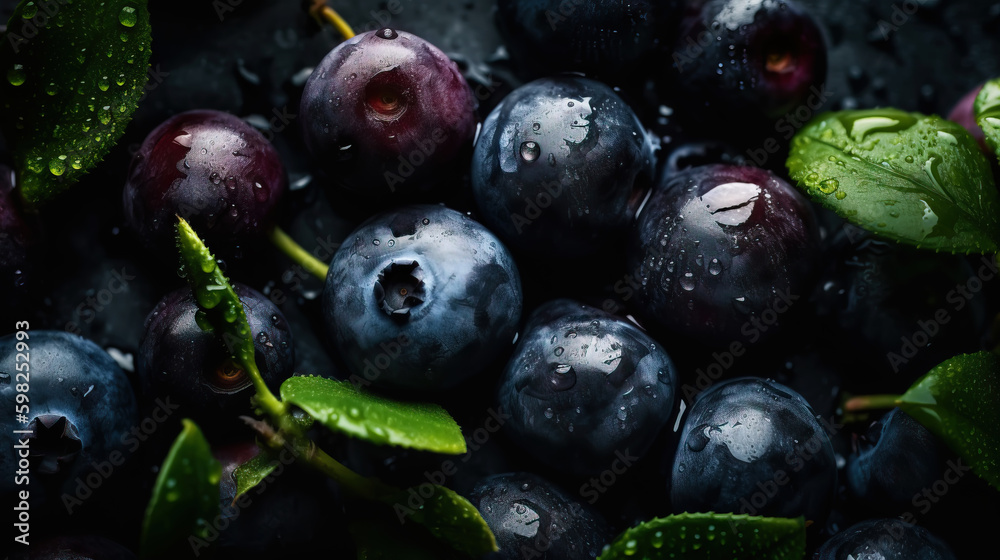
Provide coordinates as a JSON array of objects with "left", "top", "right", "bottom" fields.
[
  {"left": 175, "top": 217, "right": 255, "bottom": 366},
  {"left": 388, "top": 484, "right": 498, "bottom": 557},
  {"left": 899, "top": 351, "right": 1000, "bottom": 491},
  {"left": 140, "top": 419, "right": 221, "bottom": 559},
  {"left": 597, "top": 513, "right": 806, "bottom": 560},
  {"left": 232, "top": 450, "right": 277, "bottom": 502},
  {"left": 280, "top": 375, "right": 466, "bottom": 454},
  {"left": 974, "top": 78, "right": 1000, "bottom": 163},
  {"left": 786, "top": 109, "right": 1000, "bottom": 253},
  {"left": 0, "top": 0, "right": 152, "bottom": 205}
]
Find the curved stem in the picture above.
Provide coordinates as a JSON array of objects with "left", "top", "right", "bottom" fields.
[
  {"left": 844, "top": 394, "right": 901, "bottom": 412},
  {"left": 244, "top": 360, "right": 287, "bottom": 419},
  {"left": 309, "top": 1, "right": 356, "bottom": 40},
  {"left": 268, "top": 226, "right": 330, "bottom": 282}
]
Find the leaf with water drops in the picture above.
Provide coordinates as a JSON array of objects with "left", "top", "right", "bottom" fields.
[
  {"left": 0, "top": 0, "right": 152, "bottom": 204},
  {"left": 974, "top": 78, "right": 1000, "bottom": 165},
  {"left": 597, "top": 512, "right": 805, "bottom": 560},
  {"left": 232, "top": 449, "right": 277, "bottom": 501},
  {"left": 175, "top": 216, "right": 256, "bottom": 369},
  {"left": 279, "top": 375, "right": 466, "bottom": 454},
  {"left": 786, "top": 109, "right": 1000, "bottom": 253},
  {"left": 899, "top": 351, "right": 1000, "bottom": 492},
  {"left": 140, "top": 419, "right": 221, "bottom": 559},
  {"left": 386, "top": 483, "right": 498, "bottom": 557}
]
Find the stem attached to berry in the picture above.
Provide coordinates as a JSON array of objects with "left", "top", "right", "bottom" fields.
[
  {"left": 309, "top": 1, "right": 356, "bottom": 41},
  {"left": 843, "top": 394, "right": 901, "bottom": 412},
  {"left": 268, "top": 226, "right": 331, "bottom": 282}
]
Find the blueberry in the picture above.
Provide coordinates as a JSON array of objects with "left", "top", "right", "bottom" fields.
[
  {"left": 814, "top": 518, "right": 956, "bottom": 560},
  {"left": 136, "top": 284, "right": 293, "bottom": 432},
  {"left": 670, "top": 377, "right": 837, "bottom": 524},
  {"left": 495, "top": 0, "right": 673, "bottom": 79},
  {"left": 122, "top": 109, "right": 287, "bottom": 258},
  {"left": 672, "top": 0, "right": 827, "bottom": 124},
  {"left": 0, "top": 331, "right": 139, "bottom": 512},
  {"left": 300, "top": 29, "right": 478, "bottom": 198},
  {"left": 322, "top": 205, "right": 522, "bottom": 392},
  {"left": 472, "top": 75, "right": 655, "bottom": 259},
  {"left": 846, "top": 408, "right": 949, "bottom": 516},
  {"left": 469, "top": 472, "right": 613, "bottom": 560},
  {"left": 497, "top": 299, "right": 677, "bottom": 475}
]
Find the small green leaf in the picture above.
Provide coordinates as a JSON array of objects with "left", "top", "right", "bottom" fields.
[
  {"left": 0, "top": 0, "right": 152, "bottom": 204},
  {"left": 899, "top": 351, "right": 1000, "bottom": 491},
  {"left": 280, "top": 375, "right": 466, "bottom": 454},
  {"left": 140, "top": 419, "right": 221, "bottom": 559},
  {"left": 786, "top": 109, "right": 1000, "bottom": 253},
  {"left": 597, "top": 513, "right": 805, "bottom": 560},
  {"left": 388, "top": 484, "right": 498, "bottom": 557},
  {"left": 232, "top": 450, "right": 278, "bottom": 501},
  {"left": 175, "top": 217, "right": 255, "bottom": 366},
  {"left": 974, "top": 78, "right": 1000, "bottom": 163}
]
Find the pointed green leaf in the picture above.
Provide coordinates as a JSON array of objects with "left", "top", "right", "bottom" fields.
[
  {"left": 899, "top": 351, "right": 1000, "bottom": 491},
  {"left": 280, "top": 375, "right": 466, "bottom": 454},
  {"left": 974, "top": 78, "right": 1000, "bottom": 164},
  {"left": 0, "top": 0, "right": 152, "bottom": 204},
  {"left": 387, "top": 484, "right": 498, "bottom": 557},
  {"left": 140, "top": 419, "right": 221, "bottom": 559},
  {"left": 232, "top": 450, "right": 278, "bottom": 501},
  {"left": 786, "top": 109, "right": 1000, "bottom": 253},
  {"left": 597, "top": 513, "right": 805, "bottom": 560},
  {"left": 175, "top": 217, "right": 255, "bottom": 366}
]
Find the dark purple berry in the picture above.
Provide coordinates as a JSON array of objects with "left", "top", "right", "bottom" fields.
[
  {"left": 300, "top": 29, "right": 477, "bottom": 197},
  {"left": 627, "top": 164, "right": 819, "bottom": 344},
  {"left": 122, "top": 109, "right": 286, "bottom": 257}
]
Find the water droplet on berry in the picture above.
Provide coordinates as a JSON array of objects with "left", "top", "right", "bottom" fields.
[{"left": 519, "top": 141, "right": 540, "bottom": 162}]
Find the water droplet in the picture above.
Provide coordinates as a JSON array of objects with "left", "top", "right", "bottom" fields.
[
  {"left": 543, "top": 408, "right": 554, "bottom": 419},
  {"left": 519, "top": 141, "right": 540, "bottom": 162},
  {"left": 210, "top": 172, "right": 221, "bottom": 185},
  {"left": 98, "top": 76, "right": 110, "bottom": 91},
  {"left": 532, "top": 122, "right": 541, "bottom": 131},
  {"left": 377, "top": 28, "right": 398, "bottom": 39},
  {"left": 617, "top": 406, "right": 627, "bottom": 421},
  {"left": 119, "top": 6, "right": 138, "bottom": 27},
  {"left": 835, "top": 191, "right": 847, "bottom": 200},
  {"left": 708, "top": 259, "right": 722, "bottom": 275},
  {"left": 116, "top": 73, "right": 126, "bottom": 86},
  {"left": 348, "top": 407, "right": 362, "bottom": 419},
  {"left": 22, "top": 2, "right": 37, "bottom": 18},
  {"left": 550, "top": 364, "right": 576, "bottom": 391},
  {"left": 680, "top": 272, "right": 695, "bottom": 291},
  {"left": 553, "top": 346, "right": 564, "bottom": 356},
  {"left": 818, "top": 179, "right": 839, "bottom": 194},
  {"left": 372, "top": 239, "right": 380, "bottom": 246},
  {"left": 48, "top": 157, "right": 66, "bottom": 176},
  {"left": 7, "top": 64, "right": 26, "bottom": 86}
]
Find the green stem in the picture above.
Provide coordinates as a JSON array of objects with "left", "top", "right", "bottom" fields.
[
  {"left": 244, "top": 360, "right": 287, "bottom": 419},
  {"left": 844, "top": 394, "right": 902, "bottom": 412},
  {"left": 268, "top": 226, "right": 330, "bottom": 281}
]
